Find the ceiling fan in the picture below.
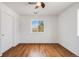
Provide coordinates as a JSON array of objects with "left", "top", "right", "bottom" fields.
[{"left": 28, "top": 2, "right": 45, "bottom": 9}]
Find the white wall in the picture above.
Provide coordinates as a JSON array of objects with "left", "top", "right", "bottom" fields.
[
  {"left": 0, "top": 3, "right": 19, "bottom": 55},
  {"left": 19, "top": 16, "right": 58, "bottom": 43},
  {"left": 12, "top": 14, "right": 20, "bottom": 46},
  {"left": 0, "top": 3, "right": 1, "bottom": 56},
  {"left": 58, "top": 3, "right": 79, "bottom": 56}
]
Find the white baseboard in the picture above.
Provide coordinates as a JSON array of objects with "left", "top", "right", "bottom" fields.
[
  {"left": 12, "top": 43, "right": 19, "bottom": 47},
  {"left": 59, "top": 43, "right": 79, "bottom": 56}
]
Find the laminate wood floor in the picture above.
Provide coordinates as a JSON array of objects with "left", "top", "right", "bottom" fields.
[{"left": 2, "top": 44, "right": 77, "bottom": 57}]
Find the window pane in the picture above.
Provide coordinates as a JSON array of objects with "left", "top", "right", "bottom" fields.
[{"left": 32, "top": 20, "right": 44, "bottom": 32}]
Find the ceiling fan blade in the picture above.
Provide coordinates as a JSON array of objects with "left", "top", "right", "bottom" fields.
[
  {"left": 28, "top": 2, "right": 37, "bottom": 5},
  {"left": 35, "top": 6, "right": 39, "bottom": 9},
  {"left": 41, "top": 2, "right": 45, "bottom": 8}
]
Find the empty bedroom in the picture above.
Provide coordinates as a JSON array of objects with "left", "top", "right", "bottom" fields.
[{"left": 0, "top": 2, "right": 79, "bottom": 57}]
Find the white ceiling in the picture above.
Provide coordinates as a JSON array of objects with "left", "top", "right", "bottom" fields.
[{"left": 3, "top": 2, "right": 75, "bottom": 16}]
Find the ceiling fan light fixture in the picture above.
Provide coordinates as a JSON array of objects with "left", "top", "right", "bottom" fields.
[
  {"left": 35, "top": 2, "right": 45, "bottom": 9},
  {"left": 36, "top": 2, "right": 41, "bottom": 7},
  {"left": 35, "top": 2, "right": 41, "bottom": 9}
]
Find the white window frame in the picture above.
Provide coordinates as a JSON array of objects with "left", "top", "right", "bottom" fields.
[{"left": 77, "top": 10, "right": 79, "bottom": 36}]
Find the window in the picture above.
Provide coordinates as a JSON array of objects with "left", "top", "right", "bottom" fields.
[{"left": 32, "top": 20, "right": 44, "bottom": 32}]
